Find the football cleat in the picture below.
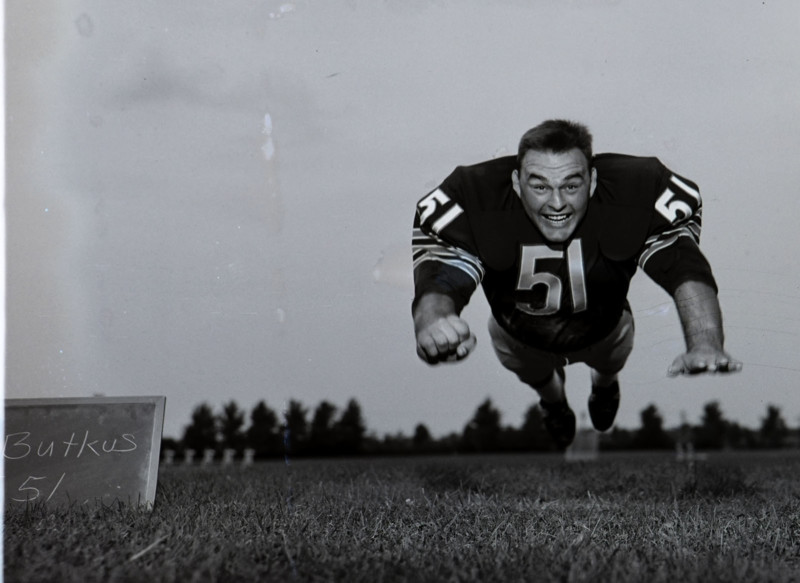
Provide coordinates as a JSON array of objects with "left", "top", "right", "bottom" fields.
[
  {"left": 588, "top": 380, "right": 620, "bottom": 432},
  {"left": 539, "top": 399, "right": 576, "bottom": 448}
]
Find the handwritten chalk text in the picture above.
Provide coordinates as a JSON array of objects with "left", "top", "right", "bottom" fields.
[{"left": 4, "top": 431, "right": 137, "bottom": 460}]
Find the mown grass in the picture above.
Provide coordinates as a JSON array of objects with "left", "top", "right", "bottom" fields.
[{"left": 5, "top": 451, "right": 800, "bottom": 582}]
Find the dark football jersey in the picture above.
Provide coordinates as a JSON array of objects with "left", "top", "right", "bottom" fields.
[{"left": 412, "top": 153, "right": 716, "bottom": 352}]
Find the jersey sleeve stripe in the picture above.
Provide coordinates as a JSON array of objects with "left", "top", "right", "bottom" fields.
[
  {"left": 412, "top": 229, "right": 484, "bottom": 285},
  {"left": 638, "top": 229, "right": 699, "bottom": 269},
  {"left": 413, "top": 256, "right": 483, "bottom": 287},
  {"left": 412, "top": 248, "right": 484, "bottom": 285},
  {"left": 644, "top": 219, "right": 701, "bottom": 244},
  {"left": 642, "top": 221, "right": 701, "bottom": 247}
]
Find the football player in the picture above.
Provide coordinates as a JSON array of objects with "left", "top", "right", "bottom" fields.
[{"left": 412, "top": 119, "right": 742, "bottom": 448}]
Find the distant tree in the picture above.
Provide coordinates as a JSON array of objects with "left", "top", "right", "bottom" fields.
[
  {"left": 520, "top": 405, "right": 556, "bottom": 452},
  {"left": 633, "top": 404, "right": 673, "bottom": 450},
  {"left": 283, "top": 400, "right": 309, "bottom": 456},
  {"left": 246, "top": 401, "right": 281, "bottom": 458},
  {"left": 160, "top": 436, "right": 182, "bottom": 458},
  {"left": 759, "top": 405, "right": 789, "bottom": 448},
  {"left": 360, "top": 432, "right": 383, "bottom": 456},
  {"left": 497, "top": 425, "right": 529, "bottom": 452},
  {"left": 462, "top": 398, "right": 501, "bottom": 452},
  {"left": 182, "top": 402, "right": 218, "bottom": 453},
  {"left": 436, "top": 432, "right": 462, "bottom": 454},
  {"left": 335, "top": 398, "right": 367, "bottom": 455},
  {"left": 412, "top": 423, "right": 433, "bottom": 453},
  {"left": 382, "top": 431, "right": 412, "bottom": 455},
  {"left": 218, "top": 400, "right": 246, "bottom": 454},
  {"left": 725, "top": 421, "right": 757, "bottom": 449},
  {"left": 309, "top": 400, "right": 338, "bottom": 455},
  {"left": 599, "top": 426, "right": 635, "bottom": 451},
  {"left": 696, "top": 401, "right": 728, "bottom": 449}
]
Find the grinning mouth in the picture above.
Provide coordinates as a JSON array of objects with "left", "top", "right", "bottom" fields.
[{"left": 542, "top": 213, "right": 572, "bottom": 225}]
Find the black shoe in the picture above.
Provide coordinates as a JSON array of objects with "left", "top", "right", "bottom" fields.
[
  {"left": 539, "top": 399, "right": 576, "bottom": 448},
  {"left": 588, "top": 381, "right": 620, "bottom": 432}
]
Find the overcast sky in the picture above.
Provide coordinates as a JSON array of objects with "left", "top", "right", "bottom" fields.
[{"left": 7, "top": 0, "right": 800, "bottom": 440}]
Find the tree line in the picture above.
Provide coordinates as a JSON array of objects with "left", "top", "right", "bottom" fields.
[{"left": 161, "top": 397, "right": 798, "bottom": 460}]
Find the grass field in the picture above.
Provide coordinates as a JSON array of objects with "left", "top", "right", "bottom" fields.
[{"left": 5, "top": 450, "right": 800, "bottom": 582}]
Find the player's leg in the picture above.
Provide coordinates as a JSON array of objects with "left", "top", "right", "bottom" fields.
[
  {"left": 487, "top": 314, "right": 563, "bottom": 397},
  {"left": 487, "top": 316, "right": 575, "bottom": 447},
  {"left": 572, "top": 308, "right": 635, "bottom": 431}
]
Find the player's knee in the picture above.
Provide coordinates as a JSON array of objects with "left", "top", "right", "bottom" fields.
[{"left": 520, "top": 367, "right": 563, "bottom": 391}]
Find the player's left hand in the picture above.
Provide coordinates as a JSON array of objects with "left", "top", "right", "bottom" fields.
[{"left": 667, "top": 349, "right": 743, "bottom": 377}]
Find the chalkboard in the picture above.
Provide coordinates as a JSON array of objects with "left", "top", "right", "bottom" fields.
[{"left": 4, "top": 396, "right": 166, "bottom": 510}]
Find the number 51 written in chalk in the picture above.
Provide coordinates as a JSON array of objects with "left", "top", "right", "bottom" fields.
[{"left": 11, "top": 473, "right": 67, "bottom": 503}]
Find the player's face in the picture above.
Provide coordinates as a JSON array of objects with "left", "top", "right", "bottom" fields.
[{"left": 512, "top": 148, "right": 596, "bottom": 243}]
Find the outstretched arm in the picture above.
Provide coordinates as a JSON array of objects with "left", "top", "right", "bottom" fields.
[
  {"left": 412, "top": 175, "right": 483, "bottom": 365},
  {"left": 668, "top": 279, "right": 742, "bottom": 376}
]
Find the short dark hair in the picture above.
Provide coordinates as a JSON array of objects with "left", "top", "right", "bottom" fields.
[{"left": 517, "top": 120, "right": 593, "bottom": 168}]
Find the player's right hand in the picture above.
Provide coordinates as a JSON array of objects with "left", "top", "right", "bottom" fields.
[{"left": 415, "top": 315, "right": 476, "bottom": 364}]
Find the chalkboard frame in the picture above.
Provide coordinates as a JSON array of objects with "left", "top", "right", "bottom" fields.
[{"left": 4, "top": 395, "right": 166, "bottom": 509}]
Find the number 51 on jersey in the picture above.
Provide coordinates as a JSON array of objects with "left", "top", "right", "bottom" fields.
[{"left": 516, "top": 239, "right": 587, "bottom": 316}]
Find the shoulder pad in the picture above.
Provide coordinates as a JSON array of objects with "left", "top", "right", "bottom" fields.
[
  {"left": 592, "top": 205, "right": 652, "bottom": 261},
  {"left": 589, "top": 154, "right": 664, "bottom": 260}
]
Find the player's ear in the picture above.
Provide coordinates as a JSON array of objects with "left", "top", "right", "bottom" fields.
[
  {"left": 589, "top": 167, "right": 598, "bottom": 197},
  {"left": 511, "top": 169, "right": 521, "bottom": 196}
]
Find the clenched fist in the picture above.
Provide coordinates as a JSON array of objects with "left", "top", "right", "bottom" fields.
[{"left": 415, "top": 314, "right": 476, "bottom": 364}]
